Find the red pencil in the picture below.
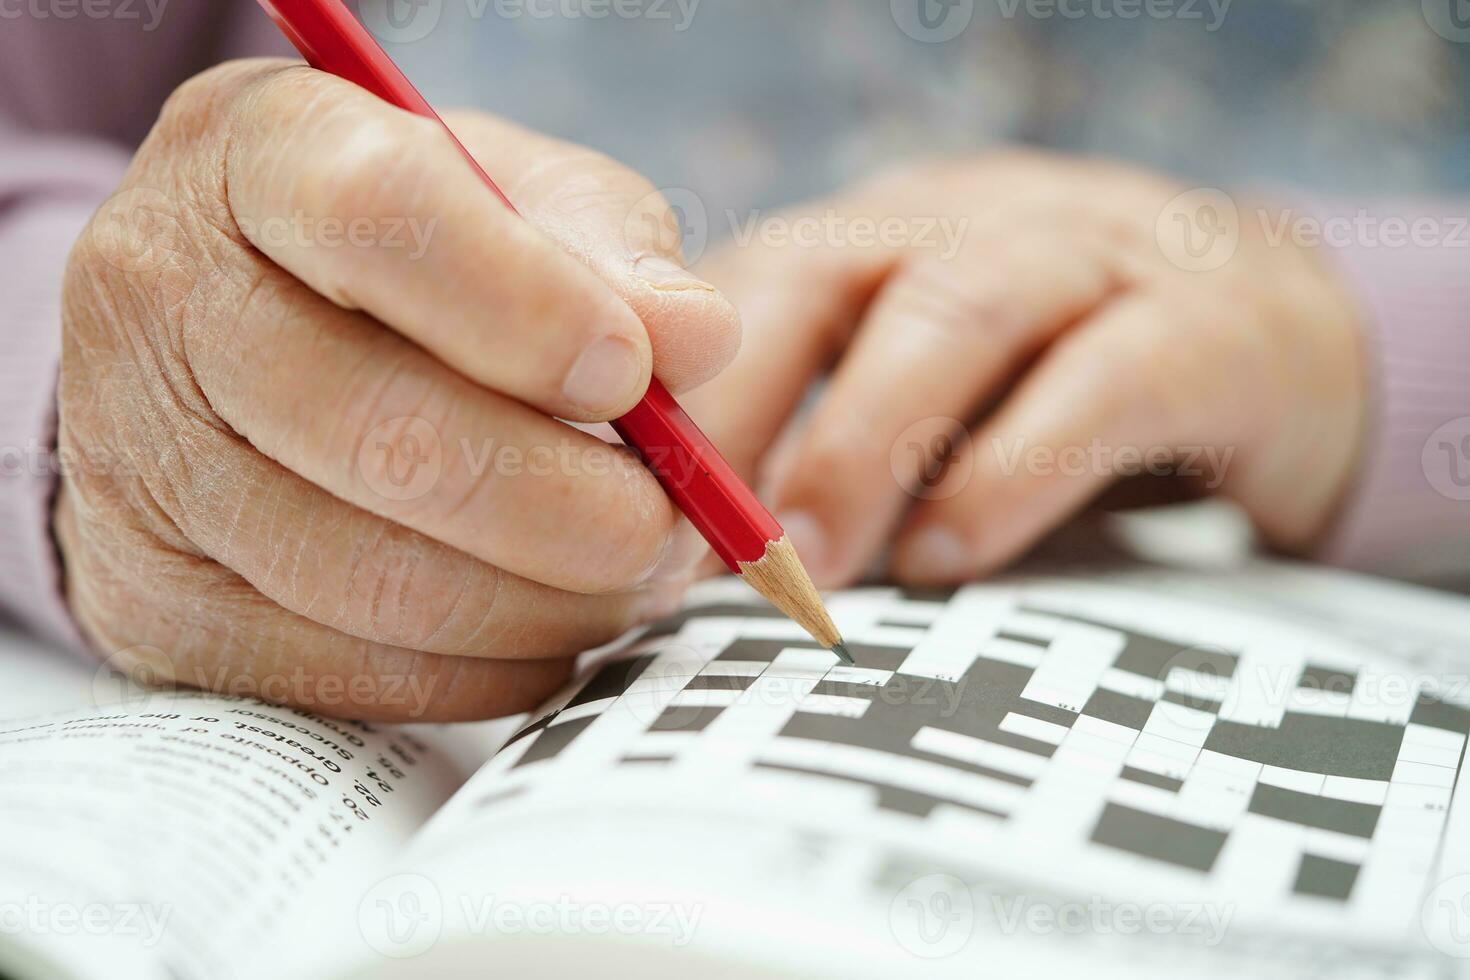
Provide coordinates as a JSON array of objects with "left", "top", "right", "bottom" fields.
[{"left": 255, "top": 0, "right": 850, "bottom": 662}]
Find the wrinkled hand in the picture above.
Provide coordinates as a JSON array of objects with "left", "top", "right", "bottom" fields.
[
  {"left": 58, "top": 59, "right": 739, "bottom": 720},
  {"left": 685, "top": 151, "right": 1366, "bottom": 587}
]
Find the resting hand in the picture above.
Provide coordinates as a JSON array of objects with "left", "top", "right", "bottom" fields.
[{"left": 685, "top": 151, "right": 1365, "bottom": 587}]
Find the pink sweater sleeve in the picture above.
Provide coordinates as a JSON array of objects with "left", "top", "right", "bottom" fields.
[
  {"left": 0, "top": 7, "right": 282, "bottom": 650},
  {"left": 0, "top": 132, "right": 131, "bottom": 651},
  {"left": 1315, "top": 201, "right": 1470, "bottom": 581}
]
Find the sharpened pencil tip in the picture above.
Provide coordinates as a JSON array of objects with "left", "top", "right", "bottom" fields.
[{"left": 830, "top": 642, "right": 855, "bottom": 667}]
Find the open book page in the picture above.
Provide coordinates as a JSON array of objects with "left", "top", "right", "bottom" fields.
[
  {"left": 355, "top": 568, "right": 1470, "bottom": 979},
  {"left": 0, "top": 691, "right": 469, "bottom": 980}
]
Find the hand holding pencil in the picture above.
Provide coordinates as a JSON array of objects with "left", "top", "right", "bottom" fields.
[
  {"left": 259, "top": 0, "right": 848, "bottom": 658},
  {"left": 53, "top": 52, "right": 792, "bottom": 721}
]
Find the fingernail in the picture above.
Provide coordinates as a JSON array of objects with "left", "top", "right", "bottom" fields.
[
  {"left": 644, "top": 519, "right": 708, "bottom": 585},
  {"left": 777, "top": 510, "right": 833, "bottom": 583},
  {"left": 897, "top": 525, "right": 975, "bottom": 583},
  {"left": 635, "top": 255, "right": 715, "bottom": 292},
  {"left": 563, "top": 336, "right": 646, "bottom": 415}
]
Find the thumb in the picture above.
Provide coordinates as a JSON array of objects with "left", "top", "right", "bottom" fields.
[{"left": 444, "top": 111, "right": 742, "bottom": 394}]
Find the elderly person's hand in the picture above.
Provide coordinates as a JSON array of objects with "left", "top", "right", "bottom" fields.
[
  {"left": 686, "top": 151, "right": 1366, "bottom": 586},
  {"left": 57, "top": 59, "right": 739, "bottom": 720}
]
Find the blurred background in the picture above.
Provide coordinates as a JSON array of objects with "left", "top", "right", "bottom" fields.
[{"left": 382, "top": 0, "right": 1470, "bottom": 217}]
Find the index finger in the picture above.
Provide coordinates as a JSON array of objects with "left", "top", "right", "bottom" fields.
[{"left": 215, "top": 60, "right": 655, "bottom": 422}]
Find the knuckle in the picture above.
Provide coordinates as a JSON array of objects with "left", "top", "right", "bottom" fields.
[
  {"left": 300, "top": 116, "right": 437, "bottom": 226},
  {"left": 524, "top": 142, "right": 651, "bottom": 220},
  {"left": 792, "top": 427, "right": 867, "bottom": 494},
  {"left": 588, "top": 459, "right": 675, "bottom": 591},
  {"left": 242, "top": 68, "right": 440, "bottom": 226},
  {"left": 157, "top": 61, "right": 252, "bottom": 137},
  {"left": 890, "top": 260, "right": 1024, "bottom": 346}
]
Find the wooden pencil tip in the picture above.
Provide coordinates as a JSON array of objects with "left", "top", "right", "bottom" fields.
[
  {"left": 736, "top": 535, "right": 845, "bottom": 652},
  {"left": 830, "top": 642, "right": 855, "bottom": 667}
]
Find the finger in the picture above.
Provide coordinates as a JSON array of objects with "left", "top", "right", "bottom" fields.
[
  {"left": 56, "top": 492, "right": 575, "bottom": 723},
  {"left": 183, "top": 264, "right": 690, "bottom": 596},
  {"left": 218, "top": 61, "right": 653, "bottom": 421},
  {"left": 680, "top": 206, "right": 900, "bottom": 480},
  {"left": 890, "top": 290, "right": 1221, "bottom": 584},
  {"left": 443, "top": 111, "right": 742, "bottom": 394},
  {"left": 766, "top": 229, "right": 1122, "bottom": 586},
  {"left": 81, "top": 417, "right": 685, "bottom": 658}
]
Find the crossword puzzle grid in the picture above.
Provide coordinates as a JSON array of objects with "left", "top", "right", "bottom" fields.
[{"left": 488, "top": 583, "right": 1470, "bottom": 939}]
